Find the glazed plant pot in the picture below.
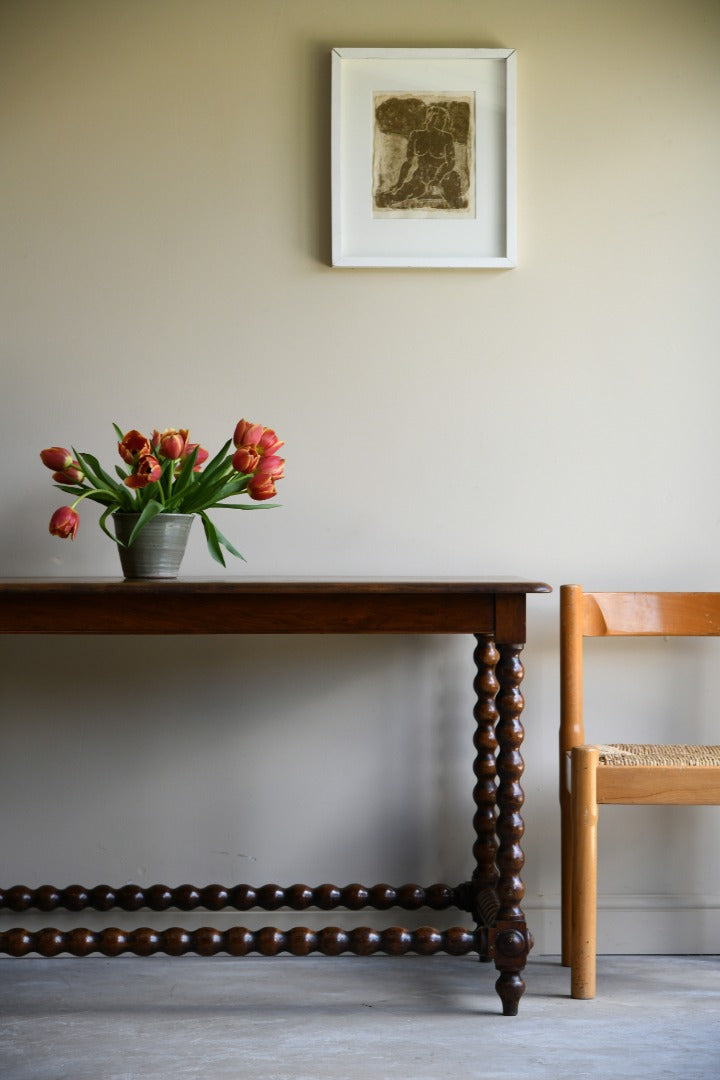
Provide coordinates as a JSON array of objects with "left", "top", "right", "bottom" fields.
[{"left": 112, "top": 513, "right": 193, "bottom": 580}]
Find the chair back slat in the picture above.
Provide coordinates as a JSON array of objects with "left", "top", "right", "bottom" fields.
[{"left": 582, "top": 592, "right": 720, "bottom": 637}]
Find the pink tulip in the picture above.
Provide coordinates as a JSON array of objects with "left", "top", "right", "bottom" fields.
[
  {"left": 248, "top": 473, "right": 277, "bottom": 501},
  {"left": 231, "top": 446, "right": 260, "bottom": 474},
  {"left": 255, "top": 454, "right": 284, "bottom": 481},
  {"left": 153, "top": 428, "right": 189, "bottom": 461},
  {"left": 40, "top": 447, "right": 73, "bottom": 472},
  {"left": 49, "top": 505, "right": 80, "bottom": 540},
  {"left": 52, "top": 462, "right": 85, "bottom": 484},
  {"left": 258, "top": 428, "right": 284, "bottom": 456},
  {"left": 124, "top": 453, "right": 162, "bottom": 488},
  {"left": 233, "top": 419, "right": 263, "bottom": 449},
  {"left": 182, "top": 442, "right": 209, "bottom": 472},
  {"left": 232, "top": 420, "right": 285, "bottom": 482},
  {"left": 118, "top": 429, "right": 151, "bottom": 465}
]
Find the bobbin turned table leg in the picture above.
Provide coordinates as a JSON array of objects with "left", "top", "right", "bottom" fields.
[
  {"left": 470, "top": 635, "right": 501, "bottom": 938},
  {"left": 493, "top": 642, "right": 530, "bottom": 1016}
]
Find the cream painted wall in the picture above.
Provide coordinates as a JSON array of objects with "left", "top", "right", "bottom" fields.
[{"left": 2, "top": 0, "right": 720, "bottom": 954}]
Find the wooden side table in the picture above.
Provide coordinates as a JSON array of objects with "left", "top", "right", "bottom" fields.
[{"left": 0, "top": 578, "right": 550, "bottom": 1015}]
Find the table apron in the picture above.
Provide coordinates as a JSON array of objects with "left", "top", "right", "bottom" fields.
[{"left": 0, "top": 593, "right": 529, "bottom": 638}]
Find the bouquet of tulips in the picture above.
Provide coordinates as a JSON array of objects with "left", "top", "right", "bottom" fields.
[{"left": 40, "top": 420, "right": 285, "bottom": 566}]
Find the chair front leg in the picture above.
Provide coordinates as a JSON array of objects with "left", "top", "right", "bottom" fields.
[
  {"left": 560, "top": 750, "right": 573, "bottom": 966},
  {"left": 570, "top": 745, "right": 599, "bottom": 999}
]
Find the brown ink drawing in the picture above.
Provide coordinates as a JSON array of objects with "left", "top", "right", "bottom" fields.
[{"left": 372, "top": 93, "right": 474, "bottom": 218}]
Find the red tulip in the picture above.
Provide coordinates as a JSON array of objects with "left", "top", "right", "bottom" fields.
[
  {"left": 52, "top": 461, "right": 85, "bottom": 484},
  {"left": 232, "top": 420, "right": 285, "bottom": 482},
  {"left": 40, "top": 446, "right": 73, "bottom": 472},
  {"left": 49, "top": 505, "right": 80, "bottom": 540},
  {"left": 233, "top": 419, "right": 264, "bottom": 449},
  {"left": 247, "top": 473, "right": 277, "bottom": 501},
  {"left": 153, "top": 428, "right": 188, "bottom": 461},
  {"left": 124, "top": 453, "right": 162, "bottom": 488},
  {"left": 181, "top": 442, "right": 208, "bottom": 472},
  {"left": 118, "top": 429, "right": 151, "bottom": 465},
  {"left": 231, "top": 446, "right": 260, "bottom": 474},
  {"left": 258, "top": 428, "right": 284, "bottom": 456},
  {"left": 255, "top": 454, "right": 284, "bottom": 481}
]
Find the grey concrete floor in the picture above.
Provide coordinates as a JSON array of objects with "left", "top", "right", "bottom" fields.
[{"left": 0, "top": 955, "right": 718, "bottom": 1079}]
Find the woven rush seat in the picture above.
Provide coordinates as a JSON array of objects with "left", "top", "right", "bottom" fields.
[{"left": 597, "top": 744, "right": 720, "bottom": 767}]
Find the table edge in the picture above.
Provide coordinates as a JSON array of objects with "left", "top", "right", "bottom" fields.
[{"left": 0, "top": 577, "right": 552, "bottom": 596}]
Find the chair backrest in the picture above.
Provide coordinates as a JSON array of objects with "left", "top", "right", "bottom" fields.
[{"left": 560, "top": 585, "right": 720, "bottom": 754}]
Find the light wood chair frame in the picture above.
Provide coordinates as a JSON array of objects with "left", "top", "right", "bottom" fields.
[{"left": 559, "top": 584, "right": 720, "bottom": 998}]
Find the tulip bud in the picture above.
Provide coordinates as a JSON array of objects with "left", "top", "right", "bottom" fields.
[
  {"left": 156, "top": 428, "right": 188, "bottom": 461},
  {"left": 255, "top": 454, "right": 284, "bottom": 481},
  {"left": 40, "top": 447, "right": 73, "bottom": 472},
  {"left": 180, "top": 443, "right": 209, "bottom": 472},
  {"left": 248, "top": 473, "right": 277, "bottom": 501},
  {"left": 49, "top": 506, "right": 80, "bottom": 540},
  {"left": 233, "top": 419, "right": 263, "bottom": 449},
  {"left": 52, "top": 462, "right": 85, "bottom": 484},
  {"left": 232, "top": 446, "right": 260, "bottom": 474}
]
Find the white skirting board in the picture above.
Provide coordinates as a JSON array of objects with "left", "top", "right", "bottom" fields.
[{"left": 526, "top": 894, "right": 720, "bottom": 956}]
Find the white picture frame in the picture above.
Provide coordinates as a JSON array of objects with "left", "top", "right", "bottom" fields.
[{"left": 331, "top": 47, "right": 516, "bottom": 269}]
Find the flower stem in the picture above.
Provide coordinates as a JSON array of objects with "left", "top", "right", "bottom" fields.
[
  {"left": 71, "top": 488, "right": 110, "bottom": 511},
  {"left": 166, "top": 461, "right": 175, "bottom": 502}
]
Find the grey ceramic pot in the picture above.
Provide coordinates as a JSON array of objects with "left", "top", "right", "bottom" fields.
[{"left": 112, "top": 513, "right": 193, "bottom": 579}]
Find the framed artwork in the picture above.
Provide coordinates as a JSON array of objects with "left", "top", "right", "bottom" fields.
[{"left": 331, "top": 48, "right": 516, "bottom": 269}]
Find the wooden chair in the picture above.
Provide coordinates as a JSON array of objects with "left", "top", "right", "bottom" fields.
[{"left": 559, "top": 585, "right": 720, "bottom": 998}]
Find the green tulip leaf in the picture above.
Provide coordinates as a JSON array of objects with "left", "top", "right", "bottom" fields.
[
  {"left": 126, "top": 499, "right": 165, "bottom": 546},
  {"left": 98, "top": 505, "right": 122, "bottom": 545},
  {"left": 213, "top": 501, "right": 278, "bottom": 510},
  {"left": 198, "top": 439, "right": 233, "bottom": 481},
  {"left": 203, "top": 514, "right": 246, "bottom": 561},
  {"left": 164, "top": 447, "right": 200, "bottom": 508},
  {"left": 71, "top": 449, "right": 102, "bottom": 489},
  {"left": 180, "top": 470, "right": 240, "bottom": 515},
  {"left": 199, "top": 511, "right": 227, "bottom": 567},
  {"left": 74, "top": 449, "right": 133, "bottom": 510}
]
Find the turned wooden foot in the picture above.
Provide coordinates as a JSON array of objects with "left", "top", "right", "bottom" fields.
[
  {"left": 494, "top": 925, "right": 530, "bottom": 1015},
  {"left": 495, "top": 970, "right": 526, "bottom": 1016}
]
